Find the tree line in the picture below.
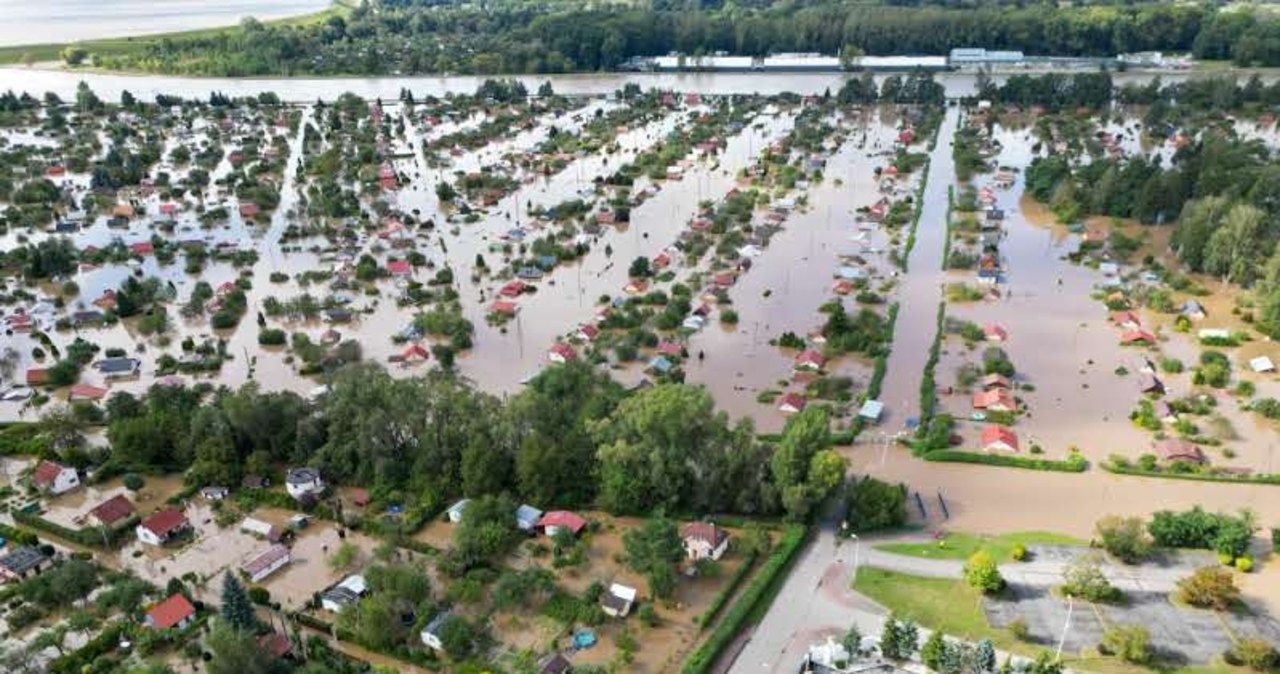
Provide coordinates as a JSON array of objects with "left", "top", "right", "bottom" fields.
[
  {"left": 41, "top": 361, "right": 845, "bottom": 524},
  {"left": 77, "top": 1, "right": 1280, "bottom": 76}
]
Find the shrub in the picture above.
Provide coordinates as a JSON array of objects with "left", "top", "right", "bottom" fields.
[
  {"left": 1101, "top": 625, "right": 1152, "bottom": 664},
  {"left": 1176, "top": 566, "right": 1239, "bottom": 611},
  {"left": 1011, "top": 543, "right": 1028, "bottom": 561},
  {"left": 1231, "top": 638, "right": 1280, "bottom": 671},
  {"left": 719, "top": 309, "right": 739, "bottom": 325},
  {"left": 1095, "top": 515, "right": 1152, "bottom": 564},
  {"left": 1060, "top": 553, "right": 1121, "bottom": 603},
  {"left": 1008, "top": 618, "right": 1030, "bottom": 641},
  {"left": 258, "top": 328, "right": 287, "bottom": 346},
  {"left": 963, "top": 551, "right": 1004, "bottom": 594},
  {"left": 122, "top": 473, "right": 145, "bottom": 491},
  {"left": 1235, "top": 556, "right": 1254, "bottom": 573}
]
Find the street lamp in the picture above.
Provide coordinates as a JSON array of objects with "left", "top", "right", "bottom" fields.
[{"left": 849, "top": 532, "right": 861, "bottom": 585}]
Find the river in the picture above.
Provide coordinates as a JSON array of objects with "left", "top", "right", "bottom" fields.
[
  {"left": 0, "top": 0, "right": 331, "bottom": 45},
  {"left": 0, "top": 67, "right": 1246, "bottom": 103}
]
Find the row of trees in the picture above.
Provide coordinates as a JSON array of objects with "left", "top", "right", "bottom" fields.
[
  {"left": 80, "top": 1, "right": 1280, "bottom": 76},
  {"left": 50, "top": 361, "right": 846, "bottom": 523}
]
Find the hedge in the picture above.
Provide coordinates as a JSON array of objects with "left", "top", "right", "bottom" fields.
[
  {"left": 51, "top": 620, "right": 127, "bottom": 674},
  {"left": 696, "top": 550, "right": 759, "bottom": 629},
  {"left": 925, "top": 449, "right": 1088, "bottom": 473},
  {"left": 0, "top": 521, "right": 40, "bottom": 546},
  {"left": 12, "top": 509, "right": 138, "bottom": 549},
  {"left": 917, "top": 302, "right": 947, "bottom": 432},
  {"left": 1102, "top": 461, "right": 1280, "bottom": 485},
  {"left": 682, "top": 525, "right": 807, "bottom": 674},
  {"left": 898, "top": 158, "right": 932, "bottom": 272},
  {"left": 941, "top": 185, "right": 955, "bottom": 270},
  {"left": 848, "top": 302, "right": 899, "bottom": 440}
]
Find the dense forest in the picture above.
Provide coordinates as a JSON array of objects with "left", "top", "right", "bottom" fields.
[
  {"left": 22, "top": 361, "right": 846, "bottom": 526},
  {"left": 81, "top": 0, "right": 1280, "bottom": 76}
]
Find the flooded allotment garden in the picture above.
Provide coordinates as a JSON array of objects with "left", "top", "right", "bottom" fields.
[{"left": 0, "top": 82, "right": 931, "bottom": 435}]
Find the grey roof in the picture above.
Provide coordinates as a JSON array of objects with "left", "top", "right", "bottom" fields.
[
  {"left": 0, "top": 546, "right": 48, "bottom": 575},
  {"left": 97, "top": 357, "right": 140, "bottom": 373},
  {"left": 515, "top": 504, "right": 543, "bottom": 527},
  {"left": 286, "top": 467, "right": 320, "bottom": 485},
  {"left": 539, "top": 652, "right": 572, "bottom": 674},
  {"left": 322, "top": 586, "right": 360, "bottom": 606},
  {"left": 422, "top": 611, "right": 451, "bottom": 637}
]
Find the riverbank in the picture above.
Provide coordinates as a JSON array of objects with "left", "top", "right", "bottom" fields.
[{"left": 0, "top": 0, "right": 351, "bottom": 66}]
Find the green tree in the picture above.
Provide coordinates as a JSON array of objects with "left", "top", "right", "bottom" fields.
[
  {"left": 921, "top": 630, "right": 947, "bottom": 671},
  {"left": 437, "top": 614, "right": 475, "bottom": 659},
  {"left": 963, "top": 551, "right": 1005, "bottom": 594},
  {"left": 623, "top": 516, "right": 685, "bottom": 598},
  {"left": 453, "top": 494, "right": 520, "bottom": 569},
  {"left": 329, "top": 541, "right": 360, "bottom": 571},
  {"left": 220, "top": 572, "right": 257, "bottom": 631},
  {"left": 206, "top": 622, "right": 275, "bottom": 674}
]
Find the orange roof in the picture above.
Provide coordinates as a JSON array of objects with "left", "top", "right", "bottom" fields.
[
  {"left": 981, "top": 425, "right": 1019, "bottom": 451},
  {"left": 972, "top": 389, "right": 1015, "bottom": 411},
  {"left": 147, "top": 593, "right": 195, "bottom": 629}
]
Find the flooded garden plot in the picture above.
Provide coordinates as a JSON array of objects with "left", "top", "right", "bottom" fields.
[
  {"left": 927, "top": 102, "right": 1280, "bottom": 474},
  {"left": 685, "top": 104, "right": 924, "bottom": 430}
]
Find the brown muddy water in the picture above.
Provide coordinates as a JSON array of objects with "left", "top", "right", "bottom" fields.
[{"left": 3, "top": 79, "right": 1280, "bottom": 545}]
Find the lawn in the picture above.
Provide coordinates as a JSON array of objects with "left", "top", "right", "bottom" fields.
[
  {"left": 874, "top": 531, "right": 1084, "bottom": 562},
  {"left": 852, "top": 567, "right": 1006, "bottom": 645}
]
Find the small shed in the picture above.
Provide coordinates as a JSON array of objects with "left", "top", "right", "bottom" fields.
[{"left": 447, "top": 499, "right": 470, "bottom": 524}]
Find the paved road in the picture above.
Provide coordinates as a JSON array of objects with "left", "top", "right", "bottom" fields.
[{"left": 857, "top": 545, "right": 1197, "bottom": 594}]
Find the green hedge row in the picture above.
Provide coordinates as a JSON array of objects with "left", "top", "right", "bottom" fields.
[
  {"left": 52, "top": 621, "right": 127, "bottom": 674},
  {"left": 898, "top": 159, "right": 932, "bottom": 273},
  {"left": 1102, "top": 462, "right": 1280, "bottom": 485},
  {"left": 941, "top": 185, "right": 955, "bottom": 270},
  {"left": 848, "top": 302, "right": 899, "bottom": 441},
  {"left": 696, "top": 550, "right": 759, "bottom": 629},
  {"left": 12, "top": 509, "right": 137, "bottom": 549},
  {"left": 918, "top": 302, "right": 947, "bottom": 432},
  {"left": 0, "top": 521, "right": 40, "bottom": 546},
  {"left": 925, "top": 449, "right": 1087, "bottom": 473},
  {"left": 682, "top": 525, "right": 807, "bottom": 674}
]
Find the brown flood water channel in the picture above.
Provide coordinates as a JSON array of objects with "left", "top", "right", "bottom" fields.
[{"left": 3, "top": 83, "right": 1280, "bottom": 547}]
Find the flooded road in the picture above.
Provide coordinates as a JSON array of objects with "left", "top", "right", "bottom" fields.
[{"left": 877, "top": 107, "right": 959, "bottom": 429}]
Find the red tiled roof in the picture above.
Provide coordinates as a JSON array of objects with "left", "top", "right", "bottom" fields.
[
  {"left": 981, "top": 425, "right": 1019, "bottom": 451},
  {"left": 387, "top": 260, "right": 412, "bottom": 276},
  {"left": 69, "top": 384, "right": 109, "bottom": 400},
  {"left": 147, "top": 593, "right": 195, "bottom": 630},
  {"left": 90, "top": 494, "right": 135, "bottom": 525},
  {"left": 682, "top": 522, "right": 729, "bottom": 547},
  {"left": 972, "top": 389, "right": 1015, "bottom": 411},
  {"left": 26, "top": 368, "right": 49, "bottom": 386},
  {"left": 140, "top": 507, "right": 189, "bottom": 538},
  {"left": 778, "top": 392, "right": 806, "bottom": 412},
  {"left": 548, "top": 343, "right": 577, "bottom": 361},
  {"left": 1121, "top": 329, "right": 1156, "bottom": 344},
  {"left": 538, "top": 511, "right": 587, "bottom": 534},
  {"left": 32, "top": 460, "right": 68, "bottom": 487},
  {"left": 1154, "top": 438, "right": 1205, "bottom": 463}
]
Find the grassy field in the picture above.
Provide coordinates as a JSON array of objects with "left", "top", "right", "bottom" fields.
[
  {"left": 0, "top": 1, "right": 353, "bottom": 66},
  {"left": 854, "top": 566, "right": 1009, "bottom": 645},
  {"left": 874, "top": 531, "right": 1085, "bottom": 562}
]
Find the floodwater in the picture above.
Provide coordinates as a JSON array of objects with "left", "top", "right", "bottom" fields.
[
  {"left": 0, "top": 68, "right": 1239, "bottom": 105},
  {"left": 0, "top": 0, "right": 330, "bottom": 45},
  {"left": 876, "top": 107, "right": 959, "bottom": 428}
]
